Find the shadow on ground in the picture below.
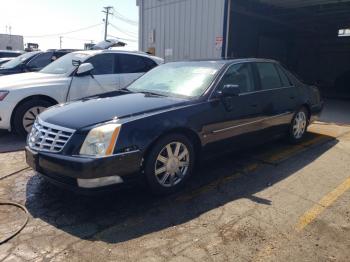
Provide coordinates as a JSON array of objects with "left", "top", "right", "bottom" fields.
[
  {"left": 24, "top": 132, "right": 338, "bottom": 244},
  {"left": 0, "top": 131, "right": 25, "bottom": 153}
]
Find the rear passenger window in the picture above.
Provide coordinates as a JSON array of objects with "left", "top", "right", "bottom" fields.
[
  {"left": 256, "top": 63, "right": 282, "bottom": 90},
  {"left": 86, "top": 54, "right": 114, "bottom": 75},
  {"left": 27, "top": 52, "right": 53, "bottom": 69},
  {"left": 218, "top": 63, "right": 256, "bottom": 93},
  {"left": 276, "top": 65, "right": 292, "bottom": 87},
  {"left": 117, "top": 54, "right": 149, "bottom": 73}
]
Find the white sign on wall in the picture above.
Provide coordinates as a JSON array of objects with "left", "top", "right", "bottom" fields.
[
  {"left": 215, "top": 36, "right": 223, "bottom": 50},
  {"left": 165, "top": 48, "right": 173, "bottom": 57}
]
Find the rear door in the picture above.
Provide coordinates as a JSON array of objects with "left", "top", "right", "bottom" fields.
[
  {"left": 254, "top": 62, "right": 298, "bottom": 132},
  {"left": 68, "top": 53, "right": 119, "bottom": 100},
  {"left": 117, "top": 54, "right": 157, "bottom": 88}
]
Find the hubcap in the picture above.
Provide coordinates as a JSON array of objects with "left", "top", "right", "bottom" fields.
[
  {"left": 154, "top": 142, "right": 190, "bottom": 187},
  {"left": 293, "top": 111, "right": 307, "bottom": 139},
  {"left": 23, "top": 106, "right": 47, "bottom": 133}
]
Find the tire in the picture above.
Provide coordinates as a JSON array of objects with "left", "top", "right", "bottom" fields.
[
  {"left": 144, "top": 134, "right": 195, "bottom": 195},
  {"left": 288, "top": 107, "right": 309, "bottom": 144},
  {"left": 13, "top": 99, "right": 54, "bottom": 137}
]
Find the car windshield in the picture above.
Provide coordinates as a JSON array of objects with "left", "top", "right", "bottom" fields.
[
  {"left": 127, "top": 62, "right": 224, "bottom": 98},
  {"left": 0, "top": 52, "right": 40, "bottom": 69},
  {"left": 40, "top": 52, "right": 90, "bottom": 75}
]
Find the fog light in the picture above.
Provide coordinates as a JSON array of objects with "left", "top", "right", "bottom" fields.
[{"left": 77, "top": 176, "right": 124, "bottom": 188}]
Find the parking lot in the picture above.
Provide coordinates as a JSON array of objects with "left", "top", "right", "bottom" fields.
[{"left": 0, "top": 99, "right": 350, "bottom": 262}]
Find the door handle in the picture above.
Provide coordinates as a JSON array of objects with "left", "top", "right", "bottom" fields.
[
  {"left": 290, "top": 96, "right": 295, "bottom": 100},
  {"left": 251, "top": 104, "right": 258, "bottom": 108}
]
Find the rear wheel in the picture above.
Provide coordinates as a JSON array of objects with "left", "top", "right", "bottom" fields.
[
  {"left": 144, "top": 134, "right": 195, "bottom": 195},
  {"left": 289, "top": 107, "right": 309, "bottom": 143},
  {"left": 13, "top": 99, "right": 53, "bottom": 136}
]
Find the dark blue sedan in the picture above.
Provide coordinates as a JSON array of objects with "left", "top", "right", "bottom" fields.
[{"left": 25, "top": 58, "right": 323, "bottom": 194}]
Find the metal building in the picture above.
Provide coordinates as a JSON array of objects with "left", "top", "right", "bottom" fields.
[
  {"left": 137, "top": 0, "right": 227, "bottom": 61},
  {"left": 0, "top": 34, "right": 24, "bottom": 51},
  {"left": 137, "top": 0, "right": 350, "bottom": 98}
]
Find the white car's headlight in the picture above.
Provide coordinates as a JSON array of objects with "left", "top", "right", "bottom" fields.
[
  {"left": 0, "top": 91, "right": 9, "bottom": 101},
  {"left": 79, "top": 123, "right": 121, "bottom": 157}
]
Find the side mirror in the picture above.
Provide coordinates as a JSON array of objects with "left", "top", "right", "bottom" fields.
[
  {"left": 76, "top": 63, "right": 94, "bottom": 76},
  {"left": 220, "top": 84, "right": 240, "bottom": 97}
]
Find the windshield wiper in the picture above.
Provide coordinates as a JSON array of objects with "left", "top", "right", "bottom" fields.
[
  {"left": 138, "top": 91, "right": 167, "bottom": 97},
  {"left": 119, "top": 87, "right": 134, "bottom": 93}
]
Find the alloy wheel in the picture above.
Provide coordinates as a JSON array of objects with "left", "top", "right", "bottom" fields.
[
  {"left": 293, "top": 111, "right": 307, "bottom": 139},
  {"left": 22, "top": 106, "right": 47, "bottom": 133},
  {"left": 154, "top": 142, "right": 190, "bottom": 187}
]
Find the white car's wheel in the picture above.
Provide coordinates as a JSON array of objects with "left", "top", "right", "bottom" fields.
[{"left": 13, "top": 99, "right": 54, "bottom": 136}]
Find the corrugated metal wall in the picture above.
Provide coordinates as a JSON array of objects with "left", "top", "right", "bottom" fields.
[{"left": 138, "top": 0, "right": 226, "bottom": 61}]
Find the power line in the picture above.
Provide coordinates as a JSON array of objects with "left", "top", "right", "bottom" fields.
[
  {"left": 109, "top": 23, "right": 138, "bottom": 38},
  {"left": 24, "top": 23, "right": 103, "bottom": 38},
  {"left": 112, "top": 12, "right": 138, "bottom": 26}
]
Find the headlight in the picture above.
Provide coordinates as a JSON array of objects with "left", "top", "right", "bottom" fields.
[
  {"left": 0, "top": 91, "right": 9, "bottom": 101},
  {"left": 79, "top": 123, "right": 121, "bottom": 157}
]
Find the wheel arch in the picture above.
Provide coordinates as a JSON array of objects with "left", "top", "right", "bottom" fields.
[
  {"left": 10, "top": 95, "right": 59, "bottom": 129},
  {"left": 301, "top": 103, "right": 311, "bottom": 121},
  {"left": 142, "top": 127, "right": 203, "bottom": 165}
]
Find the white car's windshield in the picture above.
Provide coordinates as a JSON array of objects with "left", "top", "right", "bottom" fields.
[
  {"left": 0, "top": 51, "right": 40, "bottom": 69},
  {"left": 127, "top": 62, "right": 224, "bottom": 98},
  {"left": 40, "top": 53, "right": 90, "bottom": 75}
]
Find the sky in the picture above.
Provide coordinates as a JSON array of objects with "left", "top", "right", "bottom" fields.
[{"left": 0, "top": 0, "right": 139, "bottom": 51}]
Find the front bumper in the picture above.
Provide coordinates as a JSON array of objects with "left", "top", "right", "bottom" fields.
[
  {"left": 0, "top": 100, "right": 15, "bottom": 130},
  {"left": 25, "top": 146, "right": 142, "bottom": 191}
]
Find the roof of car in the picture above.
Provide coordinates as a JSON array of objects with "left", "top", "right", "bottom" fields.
[{"left": 71, "top": 49, "right": 164, "bottom": 63}]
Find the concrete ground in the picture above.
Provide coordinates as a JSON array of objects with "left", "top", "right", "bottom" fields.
[{"left": 0, "top": 100, "right": 350, "bottom": 261}]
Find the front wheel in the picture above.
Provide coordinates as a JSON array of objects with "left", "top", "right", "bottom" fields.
[
  {"left": 12, "top": 99, "right": 53, "bottom": 136},
  {"left": 289, "top": 107, "right": 309, "bottom": 143},
  {"left": 144, "top": 134, "right": 195, "bottom": 195}
]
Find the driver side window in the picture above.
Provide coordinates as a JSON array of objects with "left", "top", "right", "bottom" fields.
[{"left": 217, "top": 63, "right": 256, "bottom": 94}]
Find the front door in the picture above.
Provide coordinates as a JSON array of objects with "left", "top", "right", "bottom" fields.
[
  {"left": 203, "top": 62, "right": 264, "bottom": 148},
  {"left": 68, "top": 53, "right": 120, "bottom": 101}
]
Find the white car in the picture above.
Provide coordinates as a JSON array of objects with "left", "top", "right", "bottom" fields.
[{"left": 0, "top": 50, "right": 163, "bottom": 135}]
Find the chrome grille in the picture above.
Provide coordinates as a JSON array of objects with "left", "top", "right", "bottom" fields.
[{"left": 28, "top": 118, "right": 75, "bottom": 153}]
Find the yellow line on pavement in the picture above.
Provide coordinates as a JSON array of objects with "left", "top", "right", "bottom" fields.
[{"left": 296, "top": 176, "right": 350, "bottom": 232}]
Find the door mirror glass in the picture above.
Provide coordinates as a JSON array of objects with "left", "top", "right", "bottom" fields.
[
  {"left": 220, "top": 84, "right": 240, "bottom": 97},
  {"left": 76, "top": 63, "right": 94, "bottom": 76}
]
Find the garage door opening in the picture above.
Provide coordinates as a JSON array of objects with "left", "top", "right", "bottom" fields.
[{"left": 225, "top": 0, "right": 350, "bottom": 99}]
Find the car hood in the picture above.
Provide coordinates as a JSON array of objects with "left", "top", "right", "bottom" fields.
[
  {"left": 0, "top": 72, "right": 67, "bottom": 89},
  {"left": 39, "top": 92, "right": 189, "bottom": 130}
]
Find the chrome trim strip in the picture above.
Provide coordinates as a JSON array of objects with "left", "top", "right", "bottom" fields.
[
  {"left": 238, "top": 86, "right": 295, "bottom": 96},
  {"left": 211, "top": 112, "right": 292, "bottom": 134},
  {"left": 37, "top": 117, "right": 76, "bottom": 133}
]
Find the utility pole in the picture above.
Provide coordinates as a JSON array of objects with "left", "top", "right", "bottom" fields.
[
  {"left": 102, "top": 6, "right": 113, "bottom": 41},
  {"left": 59, "top": 36, "right": 63, "bottom": 48}
]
